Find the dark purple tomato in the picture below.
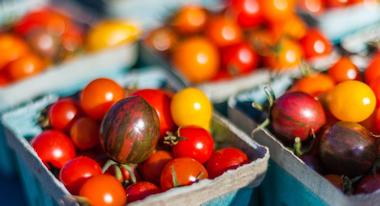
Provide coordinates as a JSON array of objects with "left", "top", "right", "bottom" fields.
[
  {"left": 300, "top": 154, "right": 324, "bottom": 174},
  {"left": 355, "top": 173, "right": 380, "bottom": 194}
]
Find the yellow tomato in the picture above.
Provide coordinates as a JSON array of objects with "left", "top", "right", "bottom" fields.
[
  {"left": 86, "top": 20, "right": 140, "bottom": 52},
  {"left": 171, "top": 88, "right": 213, "bottom": 130},
  {"left": 328, "top": 80, "right": 376, "bottom": 122}
]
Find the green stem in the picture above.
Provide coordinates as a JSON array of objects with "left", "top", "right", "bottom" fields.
[
  {"left": 122, "top": 164, "right": 137, "bottom": 184},
  {"left": 293, "top": 137, "right": 303, "bottom": 156},
  {"left": 113, "top": 164, "right": 123, "bottom": 182},
  {"left": 251, "top": 118, "right": 270, "bottom": 136},
  {"left": 102, "top": 159, "right": 117, "bottom": 173},
  {"left": 74, "top": 196, "right": 90, "bottom": 206},
  {"left": 171, "top": 165, "right": 179, "bottom": 187}
]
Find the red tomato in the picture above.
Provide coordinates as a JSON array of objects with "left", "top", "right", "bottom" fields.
[
  {"left": 206, "top": 147, "right": 248, "bottom": 178},
  {"left": 80, "top": 78, "right": 124, "bottom": 120},
  {"left": 126, "top": 182, "right": 161, "bottom": 202},
  {"left": 374, "top": 107, "right": 380, "bottom": 132},
  {"left": 0, "top": 73, "right": 10, "bottom": 87},
  {"left": 59, "top": 156, "right": 102, "bottom": 194},
  {"left": 79, "top": 175, "right": 126, "bottom": 206},
  {"left": 140, "top": 150, "right": 173, "bottom": 184},
  {"left": 70, "top": 117, "right": 100, "bottom": 150},
  {"left": 31, "top": 130, "right": 76, "bottom": 168},
  {"left": 48, "top": 98, "right": 80, "bottom": 131},
  {"left": 325, "top": 0, "right": 349, "bottom": 8},
  {"left": 226, "top": 0, "right": 263, "bottom": 28},
  {"left": 6, "top": 53, "right": 45, "bottom": 81},
  {"left": 365, "top": 52, "right": 380, "bottom": 86},
  {"left": 132, "top": 89, "right": 175, "bottom": 136},
  {"left": 300, "top": 29, "right": 332, "bottom": 59},
  {"left": 298, "top": 0, "right": 325, "bottom": 15},
  {"left": 328, "top": 57, "right": 360, "bottom": 83},
  {"left": 221, "top": 42, "right": 259, "bottom": 76},
  {"left": 160, "top": 157, "right": 208, "bottom": 190},
  {"left": 206, "top": 15, "right": 243, "bottom": 47}
]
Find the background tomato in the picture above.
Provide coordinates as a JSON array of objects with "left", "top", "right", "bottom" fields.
[
  {"left": 0, "top": 34, "right": 29, "bottom": 69},
  {"left": 6, "top": 53, "right": 45, "bottom": 81},
  {"left": 171, "top": 5, "right": 207, "bottom": 34},
  {"left": 365, "top": 52, "right": 380, "bottom": 85},
  {"left": 226, "top": 0, "right": 263, "bottom": 28},
  {"left": 140, "top": 150, "right": 173, "bottom": 185},
  {"left": 126, "top": 182, "right": 161, "bottom": 202},
  {"left": 298, "top": 0, "right": 325, "bottom": 15},
  {"left": 48, "top": 98, "right": 80, "bottom": 131},
  {"left": 269, "top": 14, "right": 307, "bottom": 40},
  {"left": 289, "top": 73, "right": 335, "bottom": 97},
  {"left": 70, "top": 117, "right": 100, "bottom": 150},
  {"left": 221, "top": 42, "right": 259, "bottom": 76},
  {"left": 144, "top": 27, "right": 178, "bottom": 53},
  {"left": 328, "top": 57, "right": 360, "bottom": 83},
  {"left": 206, "top": 15, "right": 243, "bottom": 47},
  {"left": 259, "top": 0, "right": 296, "bottom": 22},
  {"left": 265, "top": 38, "right": 303, "bottom": 70},
  {"left": 0, "top": 73, "right": 10, "bottom": 87},
  {"left": 206, "top": 147, "right": 248, "bottom": 178},
  {"left": 300, "top": 29, "right": 332, "bottom": 59}
]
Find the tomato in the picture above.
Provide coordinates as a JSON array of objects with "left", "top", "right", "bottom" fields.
[
  {"left": 226, "top": 0, "right": 263, "bottom": 28},
  {"left": 172, "top": 37, "right": 219, "bottom": 83},
  {"left": 206, "top": 147, "right": 248, "bottom": 178},
  {"left": 48, "top": 98, "right": 80, "bottom": 131},
  {"left": 248, "top": 29, "right": 276, "bottom": 56},
  {"left": 328, "top": 80, "right": 376, "bottom": 122},
  {"left": 325, "top": 0, "right": 349, "bottom": 7},
  {"left": 86, "top": 20, "right": 139, "bottom": 52},
  {"left": 105, "top": 163, "right": 141, "bottom": 184},
  {"left": 70, "top": 117, "right": 100, "bottom": 150},
  {"left": 0, "top": 73, "right": 10, "bottom": 87},
  {"left": 171, "top": 88, "right": 213, "bottom": 130},
  {"left": 300, "top": 29, "right": 332, "bottom": 59},
  {"left": 289, "top": 73, "right": 335, "bottom": 97},
  {"left": 59, "top": 156, "right": 102, "bottom": 194},
  {"left": 5, "top": 53, "right": 45, "bottom": 81},
  {"left": 126, "top": 182, "right": 161, "bottom": 202},
  {"left": 259, "top": 0, "right": 296, "bottom": 22},
  {"left": 171, "top": 5, "right": 207, "bottom": 34},
  {"left": 140, "top": 150, "right": 173, "bottom": 184},
  {"left": 374, "top": 108, "right": 380, "bottom": 133},
  {"left": 206, "top": 15, "right": 243, "bottom": 47},
  {"left": 370, "top": 76, "right": 380, "bottom": 106},
  {"left": 298, "top": 0, "right": 325, "bottom": 15},
  {"left": 269, "top": 14, "right": 307, "bottom": 40},
  {"left": 0, "top": 34, "right": 29, "bottom": 69},
  {"left": 221, "top": 42, "right": 259, "bottom": 76},
  {"left": 328, "top": 57, "right": 360, "bottom": 83},
  {"left": 364, "top": 52, "right": 380, "bottom": 85},
  {"left": 80, "top": 78, "right": 124, "bottom": 120},
  {"left": 324, "top": 174, "right": 343, "bottom": 190},
  {"left": 160, "top": 157, "right": 208, "bottom": 190},
  {"left": 132, "top": 89, "right": 175, "bottom": 136},
  {"left": 264, "top": 38, "right": 303, "bottom": 70},
  {"left": 31, "top": 130, "right": 76, "bottom": 169},
  {"left": 144, "top": 26, "right": 178, "bottom": 53},
  {"left": 79, "top": 175, "right": 126, "bottom": 206}
]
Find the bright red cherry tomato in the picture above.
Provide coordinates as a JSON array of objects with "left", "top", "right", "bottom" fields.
[
  {"left": 48, "top": 98, "right": 80, "bottom": 131},
  {"left": 325, "top": 0, "right": 349, "bottom": 8},
  {"left": 80, "top": 78, "right": 124, "bottom": 120},
  {"left": 160, "top": 157, "right": 208, "bottom": 191},
  {"left": 206, "top": 15, "right": 243, "bottom": 47},
  {"left": 300, "top": 29, "right": 332, "bottom": 59},
  {"left": 140, "top": 150, "right": 173, "bottom": 184},
  {"left": 206, "top": 147, "right": 248, "bottom": 178},
  {"left": 365, "top": 52, "right": 380, "bottom": 86},
  {"left": 221, "top": 42, "right": 259, "bottom": 76},
  {"left": 59, "top": 156, "right": 102, "bottom": 195},
  {"left": 132, "top": 89, "right": 175, "bottom": 136},
  {"left": 31, "top": 130, "right": 76, "bottom": 169},
  {"left": 226, "top": 0, "right": 263, "bottom": 28},
  {"left": 126, "top": 182, "right": 161, "bottom": 202},
  {"left": 328, "top": 57, "right": 360, "bottom": 83},
  {"left": 0, "top": 73, "right": 10, "bottom": 87},
  {"left": 298, "top": 0, "right": 325, "bottom": 15},
  {"left": 70, "top": 117, "right": 100, "bottom": 150}
]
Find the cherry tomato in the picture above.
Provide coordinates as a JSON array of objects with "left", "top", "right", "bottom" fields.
[
  {"left": 26, "top": 29, "right": 60, "bottom": 61},
  {"left": 171, "top": 88, "right": 213, "bottom": 130},
  {"left": 226, "top": 0, "right": 263, "bottom": 28},
  {"left": 172, "top": 37, "right": 219, "bottom": 83},
  {"left": 79, "top": 175, "right": 126, "bottom": 206},
  {"left": 372, "top": 77, "right": 380, "bottom": 103},
  {"left": 324, "top": 174, "right": 343, "bottom": 191},
  {"left": 59, "top": 156, "right": 102, "bottom": 194},
  {"left": 0, "top": 73, "right": 10, "bottom": 87},
  {"left": 269, "top": 14, "right": 307, "bottom": 40},
  {"left": 355, "top": 173, "right": 380, "bottom": 194},
  {"left": 126, "top": 182, "right": 161, "bottom": 202},
  {"left": 171, "top": 5, "right": 207, "bottom": 34},
  {"left": 221, "top": 42, "right": 259, "bottom": 76},
  {"left": 289, "top": 73, "right": 335, "bottom": 97},
  {"left": 206, "top": 147, "right": 248, "bottom": 178},
  {"left": 265, "top": 38, "right": 303, "bottom": 70},
  {"left": 374, "top": 108, "right": 380, "bottom": 133},
  {"left": 298, "top": 0, "right": 325, "bottom": 15},
  {"left": 206, "top": 15, "right": 243, "bottom": 47},
  {"left": 0, "top": 34, "right": 29, "bottom": 69},
  {"left": 328, "top": 80, "right": 376, "bottom": 122},
  {"left": 328, "top": 57, "right": 360, "bottom": 83},
  {"left": 364, "top": 52, "right": 380, "bottom": 85},
  {"left": 259, "top": 0, "right": 296, "bottom": 22},
  {"left": 132, "top": 89, "right": 175, "bottom": 136},
  {"left": 48, "top": 98, "right": 80, "bottom": 131},
  {"left": 248, "top": 28, "right": 277, "bottom": 56},
  {"left": 80, "top": 78, "right": 124, "bottom": 120},
  {"left": 300, "top": 29, "right": 332, "bottom": 59},
  {"left": 105, "top": 163, "right": 141, "bottom": 184},
  {"left": 325, "top": 0, "right": 349, "bottom": 7},
  {"left": 31, "top": 130, "right": 76, "bottom": 169},
  {"left": 140, "top": 150, "right": 173, "bottom": 185},
  {"left": 70, "top": 117, "right": 100, "bottom": 150},
  {"left": 6, "top": 53, "right": 45, "bottom": 81},
  {"left": 160, "top": 157, "right": 208, "bottom": 191},
  {"left": 144, "top": 26, "right": 178, "bottom": 53}
]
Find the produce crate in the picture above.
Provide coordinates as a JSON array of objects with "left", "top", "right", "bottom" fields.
[
  {"left": 227, "top": 77, "right": 380, "bottom": 206},
  {"left": 2, "top": 68, "right": 269, "bottom": 206}
]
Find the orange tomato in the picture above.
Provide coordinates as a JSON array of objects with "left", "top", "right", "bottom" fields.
[
  {"left": 171, "top": 5, "right": 207, "bottom": 34},
  {"left": 270, "top": 14, "right": 307, "bottom": 40},
  {"left": 172, "top": 37, "right": 219, "bottom": 83},
  {"left": 70, "top": 117, "right": 100, "bottom": 150},
  {"left": 264, "top": 38, "right": 303, "bottom": 70},
  {"left": 206, "top": 15, "right": 243, "bottom": 47},
  {"left": 259, "top": 0, "right": 296, "bottom": 22},
  {"left": 290, "top": 73, "right": 335, "bottom": 97},
  {"left": 328, "top": 57, "right": 360, "bottom": 83},
  {"left": 298, "top": 0, "right": 325, "bottom": 15},
  {"left": 365, "top": 52, "right": 380, "bottom": 85},
  {"left": 0, "top": 34, "right": 30, "bottom": 69},
  {"left": 6, "top": 53, "right": 45, "bottom": 81},
  {"left": 144, "top": 27, "right": 178, "bottom": 53}
]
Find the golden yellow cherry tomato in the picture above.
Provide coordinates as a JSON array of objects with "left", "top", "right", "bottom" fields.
[
  {"left": 171, "top": 88, "right": 213, "bottom": 130},
  {"left": 328, "top": 80, "right": 376, "bottom": 122},
  {"left": 86, "top": 20, "right": 140, "bottom": 52}
]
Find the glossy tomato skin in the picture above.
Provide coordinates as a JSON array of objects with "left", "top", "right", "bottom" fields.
[
  {"left": 126, "top": 182, "right": 161, "bottom": 202},
  {"left": 70, "top": 117, "right": 100, "bottom": 150},
  {"left": 206, "top": 147, "right": 248, "bottom": 178},
  {"left": 227, "top": 0, "right": 263, "bottom": 28},
  {"left": 6, "top": 53, "right": 45, "bottom": 81},
  {"left": 289, "top": 73, "right": 335, "bottom": 97},
  {"left": 298, "top": 0, "right": 325, "bottom": 15},
  {"left": 206, "top": 15, "right": 243, "bottom": 48},
  {"left": 48, "top": 98, "right": 80, "bottom": 131},
  {"left": 59, "top": 156, "right": 102, "bottom": 195},
  {"left": 259, "top": 0, "right": 296, "bottom": 22},
  {"left": 300, "top": 29, "right": 332, "bottom": 59},
  {"left": 365, "top": 52, "right": 380, "bottom": 85},
  {"left": 79, "top": 174, "right": 126, "bottom": 206},
  {"left": 160, "top": 157, "right": 208, "bottom": 191},
  {"left": 265, "top": 38, "right": 303, "bottom": 70},
  {"left": 369, "top": 76, "right": 380, "bottom": 105},
  {"left": 0, "top": 34, "right": 29, "bottom": 69},
  {"left": 140, "top": 150, "right": 173, "bottom": 184},
  {"left": 80, "top": 78, "right": 124, "bottom": 120},
  {"left": 144, "top": 26, "right": 178, "bottom": 53},
  {"left": 221, "top": 42, "right": 259, "bottom": 76},
  {"left": 269, "top": 14, "right": 307, "bottom": 40},
  {"left": 355, "top": 173, "right": 380, "bottom": 194},
  {"left": 328, "top": 57, "right": 360, "bottom": 83},
  {"left": 31, "top": 130, "right": 76, "bottom": 168},
  {"left": 171, "top": 5, "right": 207, "bottom": 34}
]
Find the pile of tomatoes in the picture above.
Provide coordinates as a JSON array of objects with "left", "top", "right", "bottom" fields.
[
  {"left": 30, "top": 77, "right": 250, "bottom": 205},
  {"left": 257, "top": 52, "right": 380, "bottom": 194},
  {"left": 298, "top": 0, "right": 377, "bottom": 16},
  {"left": 144, "top": 0, "right": 333, "bottom": 84}
]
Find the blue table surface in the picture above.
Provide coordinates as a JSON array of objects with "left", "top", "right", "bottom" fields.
[{"left": 0, "top": 175, "right": 27, "bottom": 206}]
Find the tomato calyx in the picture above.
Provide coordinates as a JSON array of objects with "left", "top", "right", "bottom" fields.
[
  {"left": 102, "top": 159, "right": 137, "bottom": 186},
  {"left": 250, "top": 86, "right": 275, "bottom": 135},
  {"left": 73, "top": 195, "right": 90, "bottom": 206},
  {"left": 37, "top": 106, "right": 50, "bottom": 129},
  {"left": 163, "top": 130, "right": 187, "bottom": 146}
]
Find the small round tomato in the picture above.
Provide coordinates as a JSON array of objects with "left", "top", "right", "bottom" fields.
[
  {"left": 0, "top": 73, "right": 10, "bottom": 87},
  {"left": 226, "top": 0, "right": 263, "bottom": 28},
  {"left": 206, "top": 15, "right": 243, "bottom": 47},
  {"left": 328, "top": 80, "right": 376, "bottom": 122},
  {"left": 144, "top": 26, "right": 178, "bottom": 53},
  {"left": 374, "top": 108, "right": 380, "bottom": 133},
  {"left": 48, "top": 98, "right": 80, "bottom": 131},
  {"left": 170, "top": 126, "right": 214, "bottom": 164},
  {"left": 171, "top": 5, "right": 207, "bottom": 34},
  {"left": 300, "top": 29, "right": 332, "bottom": 59},
  {"left": 132, "top": 89, "right": 175, "bottom": 136},
  {"left": 59, "top": 156, "right": 102, "bottom": 194},
  {"left": 371, "top": 77, "right": 380, "bottom": 103},
  {"left": 6, "top": 53, "right": 45, "bottom": 81},
  {"left": 31, "top": 130, "right": 76, "bottom": 169},
  {"left": 160, "top": 157, "right": 208, "bottom": 191},
  {"left": 0, "top": 34, "right": 29, "bottom": 69},
  {"left": 171, "top": 88, "right": 213, "bottom": 130},
  {"left": 206, "top": 147, "right": 248, "bottom": 178},
  {"left": 365, "top": 52, "right": 380, "bottom": 85},
  {"left": 80, "top": 78, "right": 124, "bottom": 120},
  {"left": 324, "top": 174, "right": 343, "bottom": 190},
  {"left": 70, "top": 117, "right": 100, "bottom": 150},
  {"left": 298, "top": 0, "right": 325, "bottom": 15},
  {"left": 126, "top": 182, "right": 161, "bottom": 202},
  {"left": 259, "top": 0, "right": 296, "bottom": 22},
  {"left": 172, "top": 37, "right": 219, "bottom": 83},
  {"left": 269, "top": 14, "right": 307, "bottom": 40},
  {"left": 325, "top": 0, "right": 349, "bottom": 8},
  {"left": 265, "top": 38, "right": 303, "bottom": 70},
  {"left": 79, "top": 175, "right": 126, "bottom": 206},
  {"left": 328, "top": 57, "right": 360, "bottom": 83},
  {"left": 140, "top": 150, "right": 173, "bottom": 184},
  {"left": 289, "top": 73, "right": 335, "bottom": 97},
  {"left": 221, "top": 42, "right": 259, "bottom": 76}
]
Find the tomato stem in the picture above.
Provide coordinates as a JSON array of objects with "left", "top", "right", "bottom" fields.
[
  {"left": 102, "top": 159, "right": 117, "bottom": 173},
  {"left": 293, "top": 137, "right": 303, "bottom": 156},
  {"left": 122, "top": 164, "right": 137, "bottom": 184},
  {"left": 113, "top": 164, "right": 123, "bottom": 182},
  {"left": 163, "top": 131, "right": 181, "bottom": 145},
  {"left": 74, "top": 196, "right": 90, "bottom": 206},
  {"left": 251, "top": 118, "right": 270, "bottom": 136}
]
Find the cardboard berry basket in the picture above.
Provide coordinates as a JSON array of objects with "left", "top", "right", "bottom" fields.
[
  {"left": 226, "top": 76, "right": 380, "bottom": 206},
  {"left": 2, "top": 68, "right": 269, "bottom": 206}
]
